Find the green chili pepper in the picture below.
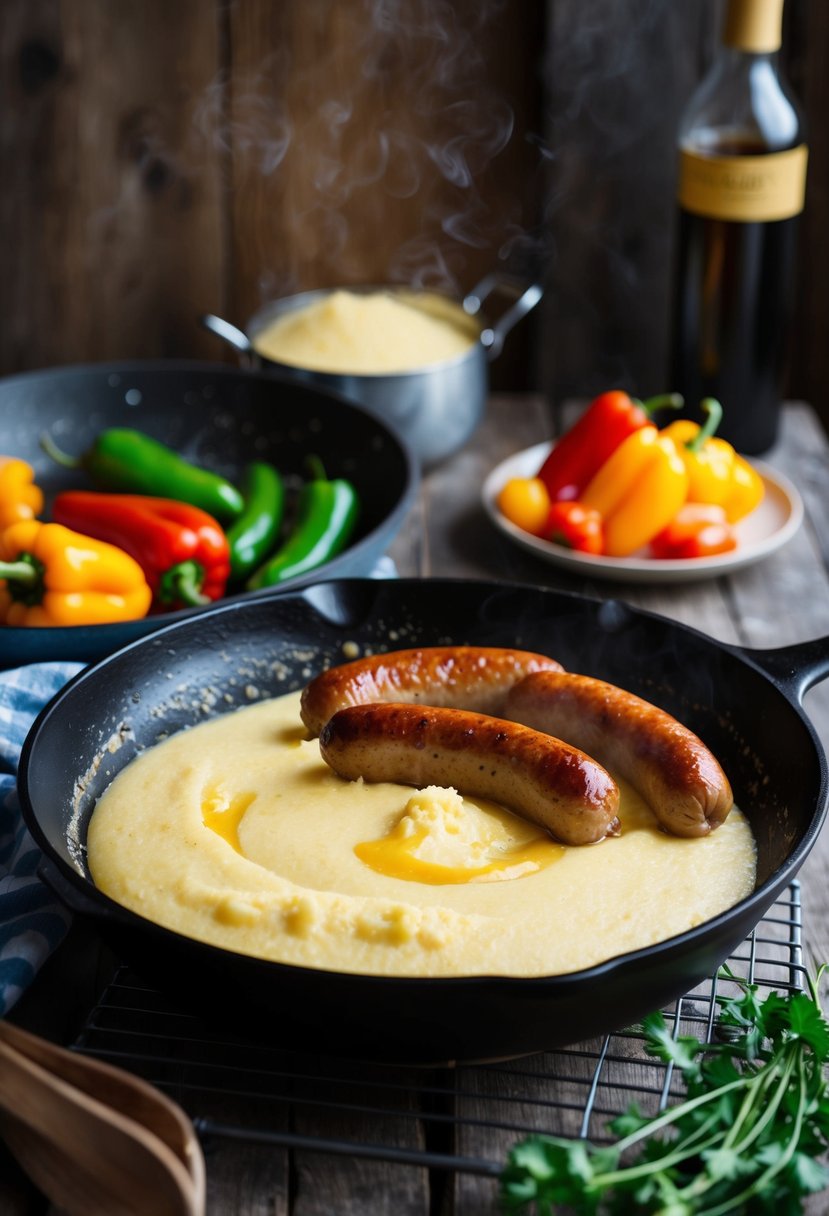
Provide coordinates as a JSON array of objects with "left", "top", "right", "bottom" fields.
[
  {"left": 40, "top": 427, "right": 245, "bottom": 522},
  {"left": 246, "top": 459, "right": 359, "bottom": 589},
  {"left": 225, "top": 461, "right": 285, "bottom": 582}
]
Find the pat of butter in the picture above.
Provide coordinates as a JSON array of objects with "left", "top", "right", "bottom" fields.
[{"left": 354, "top": 786, "right": 564, "bottom": 885}]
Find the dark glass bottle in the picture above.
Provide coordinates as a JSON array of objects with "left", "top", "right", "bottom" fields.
[{"left": 669, "top": 0, "right": 807, "bottom": 454}]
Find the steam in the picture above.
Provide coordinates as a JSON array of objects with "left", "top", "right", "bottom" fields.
[
  {"left": 192, "top": 0, "right": 521, "bottom": 299},
  {"left": 194, "top": 57, "right": 293, "bottom": 177}
]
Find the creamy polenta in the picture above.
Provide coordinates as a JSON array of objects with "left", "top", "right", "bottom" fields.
[
  {"left": 252, "top": 290, "right": 477, "bottom": 374},
  {"left": 87, "top": 689, "right": 757, "bottom": 978}
]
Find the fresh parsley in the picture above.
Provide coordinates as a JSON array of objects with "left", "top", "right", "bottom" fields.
[{"left": 499, "top": 966, "right": 829, "bottom": 1214}]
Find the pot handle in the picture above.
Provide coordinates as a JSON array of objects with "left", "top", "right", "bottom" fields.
[
  {"left": 199, "top": 313, "right": 253, "bottom": 355},
  {"left": 463, "top": 275, "right": 543, "bottom": 361},
  {"left": 741, "top": 635, "right": 829, "bottom": 706}
]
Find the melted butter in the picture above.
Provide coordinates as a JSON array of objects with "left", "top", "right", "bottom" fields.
[
  {"left": 617, "top": 798, "right": 656, "bottom": 834},
  {"left": 354, "top": 786, "right": 565, "bottom": 885},
  {"left": 201, "top": 784, "right": 256, "bottom": 852}
]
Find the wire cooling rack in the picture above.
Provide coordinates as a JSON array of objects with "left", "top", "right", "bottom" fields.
[{"left": 73, "top": 883, "right": 805, "bottom": 1214}]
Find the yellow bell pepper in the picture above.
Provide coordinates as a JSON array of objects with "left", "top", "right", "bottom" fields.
[
  {"left": 661, "top": 398, "right": 764, "bottom": 523},
  {"left": 721, "top": 456, "right": 766, "bottom": 523},
  {"left": 0, "top": 458, "right": 44, "bottom": 529},
  {"left": 0, "top": 520, "right": 153, "bottom": 627},
  {"left": 581, "top": 426, "right": 689, "bottom": 557}
]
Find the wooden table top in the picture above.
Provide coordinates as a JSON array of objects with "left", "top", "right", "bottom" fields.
[{"left": 4, "top": 394, "right": 829, "bottom": 1215}]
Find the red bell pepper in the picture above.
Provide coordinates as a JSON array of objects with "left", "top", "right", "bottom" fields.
[
  {"left": 544, "top": 501, "right": 604, "bottom": 554},
  {"left": 52, "top": 491, "right": 231, "bottom": 609},
  {"left": 649, "top": 504, "right": 738, "bottom": 560},
  {"left": 537, "top": 391, "right": 683, "bottom": 502}
]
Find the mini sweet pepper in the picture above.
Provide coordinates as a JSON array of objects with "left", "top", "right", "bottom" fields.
[
  {"left": 0, "top": 520, "right": 152, "bottom": 627},
  {"left": 536, "top": 390, "right": 683, "bottom": 502},
  {"left": 496, "top": 477, "right": 551, "bottom": 536},
  {"left": 660, "top": 398, "right": 765, "bottom": 523},
  {"left": 544, "top": 501, "right": 604, "bottom": 554},
  {"left": 650, "top": 503, "right": 738, "bottom": 560},
  {"left": 52, "top": 492, "right": 231, "bottom": 610},
  {"left": 0, "top": 458, "right": 44, "bottom": 529},
  {"left": 581, "top": 426, "right": 689, "bottom": 558}
]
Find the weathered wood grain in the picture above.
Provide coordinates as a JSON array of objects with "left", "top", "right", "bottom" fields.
[
  {"left": 201, "top": 1125, "right": 289, "bottom": 1216},
  {"left": 406, "top": 394, "right": 554, "bottom": 581},
  {"left": 290, "top": 1061, "right": 428, "bottom": 1216},
  {"left": 0, "top": 0, "right": 226, "bottom": 371},
  {"left": 452, "top": 1046, "right": 609, "bottom": 1213}
]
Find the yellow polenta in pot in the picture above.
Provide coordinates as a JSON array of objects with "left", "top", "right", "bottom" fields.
[
  {"left": 252, "top": 290, "right": 477, "bottom": 374},
  {"left": 87, "top": 690, "right": 757, "bottom": 978}
]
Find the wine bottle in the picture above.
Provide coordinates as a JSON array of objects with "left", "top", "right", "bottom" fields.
[{"left": 669, "top": 0, "right": 807, "bottom": 454}]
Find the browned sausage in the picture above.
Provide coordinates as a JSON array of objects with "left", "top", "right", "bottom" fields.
[
  {"left": 300, "top": 646, "right": 563, "bottom": 737},
  {"left": 318, "top": 703, "right": 620, "bottom": 846},
  {"left": 503, "top": 671, "right": 733, "bottom": 837}
]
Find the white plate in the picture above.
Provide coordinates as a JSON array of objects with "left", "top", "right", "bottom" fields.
[{"left": 482, "top": 441, "right": 805, "bottom": 584}]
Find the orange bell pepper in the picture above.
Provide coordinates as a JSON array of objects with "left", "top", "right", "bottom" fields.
[
  {"left": 0, "top": 520, "right": 152, "bottom": 627},
  {"left": 0, "top": 458, "right": 44, "bottom": 529},
  {"left": 581, "top": 427, "right": 689, "bottom": 557}
]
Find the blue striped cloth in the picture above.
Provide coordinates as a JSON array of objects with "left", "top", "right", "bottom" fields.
[{"left": 0, "top": 662, "right": 84, "bottom": 1015}]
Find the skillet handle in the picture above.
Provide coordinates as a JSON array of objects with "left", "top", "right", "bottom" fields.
[
  {"left": 742, "top": 635, "right": 829, "bottom": 705},
  {"left": 37, "top": 858, "right": 110, "bottom": 921}
]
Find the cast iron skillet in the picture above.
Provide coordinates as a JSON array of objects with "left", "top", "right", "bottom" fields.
[
  {"left": 0, "top": 361, "right": 417, "bottom": 665},
  {"left": 18, "top": 578, "right": 829, "bottom": 1063}
]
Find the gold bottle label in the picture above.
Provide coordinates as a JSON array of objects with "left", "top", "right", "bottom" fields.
[{"left": 679, "top": 144, "right": 808, "bottom": 221}]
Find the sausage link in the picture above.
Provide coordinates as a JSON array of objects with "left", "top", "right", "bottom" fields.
[
  {"left": 319, "top": 703, "right": 620, "bottom": 846},
  {"left": 300, "top": 646, "right": 563, "bottom": 737},
  {"left": 503, "top": 671, "right": 733, "bottom": 837}
]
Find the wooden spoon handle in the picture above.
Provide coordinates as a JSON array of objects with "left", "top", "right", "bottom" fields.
[
  {"left": 0, "top": 1036, "right": 203, "bottom": 1216},
  {"left": 0, "top": 1019, "right": 205, "bottom": 1197}
]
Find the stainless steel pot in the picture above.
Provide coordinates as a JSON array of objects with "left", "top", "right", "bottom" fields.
[{"left": 201, "top": 275, "right": 542, "bottom": 468}]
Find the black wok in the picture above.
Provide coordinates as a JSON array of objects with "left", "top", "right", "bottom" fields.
[
  {"left": 18, "top": 578, "right": 829, "bottom": 1063},
  {"left": 0, "top": 361, "right": 417, "bottom": 666}
]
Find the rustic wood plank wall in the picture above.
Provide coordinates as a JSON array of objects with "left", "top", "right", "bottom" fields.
[
  {"left": 0, "top": 0, "right": 226, "bottom": 365},
  {"left": 0, "top": 0, "right": 825, "bottom": 426}
]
